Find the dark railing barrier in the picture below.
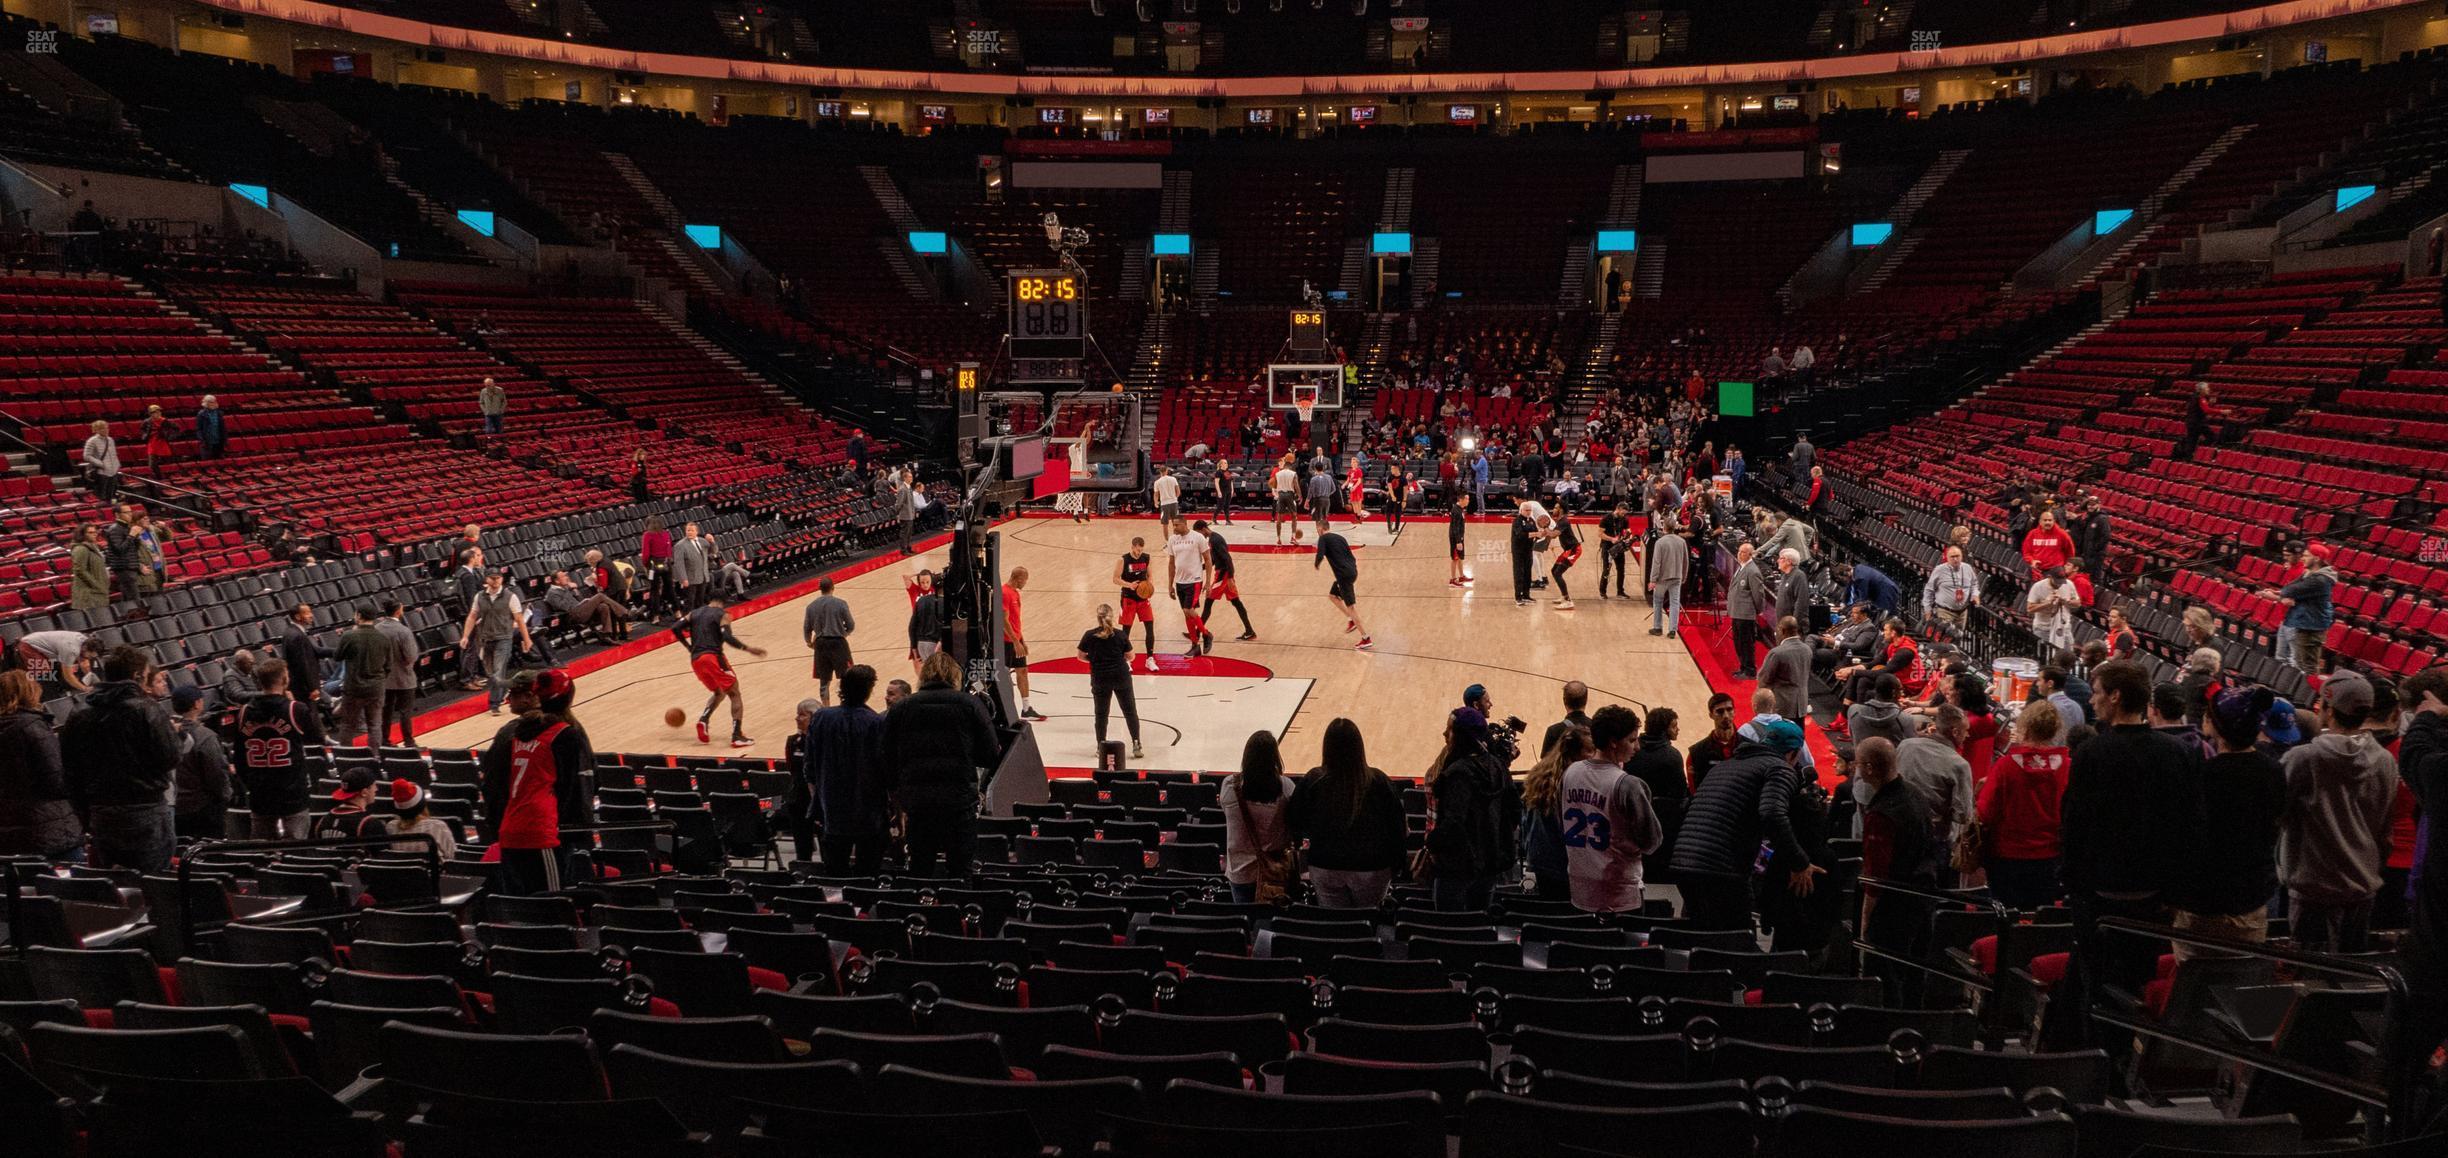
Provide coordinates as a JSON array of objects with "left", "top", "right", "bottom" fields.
[
  {"left": 1849, "top": 874, "right": 2012, "bottom": 997},
  {"left": 2090, "top": 914, "right": 2416, "bottom": 1142}
]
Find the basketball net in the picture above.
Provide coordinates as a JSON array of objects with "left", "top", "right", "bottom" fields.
[{"left": 1292, "top": 384, "right": 1319, "bottom": 426}]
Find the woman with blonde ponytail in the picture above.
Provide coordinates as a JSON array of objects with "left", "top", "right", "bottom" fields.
[{"left": 1077, "top": 603, "right": 1142, "bottom": 759}]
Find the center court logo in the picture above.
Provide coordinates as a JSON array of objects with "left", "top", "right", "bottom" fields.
[{"left": 26, "top": 29, "right": 58, "bottom": 54}]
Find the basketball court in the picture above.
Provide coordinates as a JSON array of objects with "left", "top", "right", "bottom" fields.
[{"left": 415, "top": 512, "right": 1723, "bottom": 778}]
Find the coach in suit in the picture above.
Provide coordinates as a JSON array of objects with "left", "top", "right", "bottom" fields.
[
  {"left": 1726, "top": 542, "right": 1774, "bottom": 681},
  {"left": 1759, "top": 617, "right": 1814, "bottom": 722},
  {"left": 672, "top": 522, "right": 712, "bottom": 611},
  {"left": 1773, "top": 548, "right": 1811, "bottom": 631}
]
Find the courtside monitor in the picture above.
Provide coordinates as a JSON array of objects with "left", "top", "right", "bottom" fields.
[
  {"left": 907, "top": 230, "right": 948, "bottom": 254},
  {"left": 685, "top": 223, "right": 722, "bottom": 249},
  {"left": 1850, "top": 222, "right": 1893, "bottom": 246},
  {"left": 2335, "top": 184, "right": 2377, "bottom": 212},
  {"left": 1152, "top": 232, "right": 1191, "bottom": 256},
  {"left": 455, "top": 209, "right": 496, "bottom": 238},
  {"left": 1596, "top": 229, "right": 1638, "bottom": 253},
  {"left": 1718, "top": 381, "right": 1756, "bottom": 418},
  {"left": 2092, "top": 209, "right": 2134, "bottom": 235},
  {"left": 1372, "top": 231, "right": 1413, "bottom": 256}
]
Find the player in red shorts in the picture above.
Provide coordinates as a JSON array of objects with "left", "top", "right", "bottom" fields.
[
  {"left": 672, "top": 597, "right": 768, "bottom": 747},
  {"left": 1110, "top": 538, "right": 1158, "bottom": 655},
  {"left": 1545, "top": 506, "right": 1584, "bottom": 611},
  {"left": 1193, "top": 519, "right": 1256, "bottom": 641}
]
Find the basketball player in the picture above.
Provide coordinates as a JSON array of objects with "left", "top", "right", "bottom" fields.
[
  {"left": 1448, "top": 493, "right": 1473, "bottom": 587},
  {"left": 1003, "top": 566, "right": 1044, "bottom": 721},
  {"left": 1111, "top": 537, "right": 1158, "bottom": 654},
  {"left": 1165, "top": 517, "right": 1213, "bottom": 656},
  {"left": 1345, "top": 455, "right": 1368, "bottom": 526},
  {"left": 673, "top": 596, "right": 768, "bottom": 747},
  {"left": 1152, "top": 465, "right": 1181, "bottom": 525},
  {"left": 1194, "top": 519, "right": 1256, "bottom": 641},
  {"left": 1544, "top": 505, "right": 1584, "bottom": 611},
  {"left": 1271, "top": 455, "right": 1303, "bottom": 545},
  {"left": 1314, "top": 527, "right": 1371, "bottom": 650}
]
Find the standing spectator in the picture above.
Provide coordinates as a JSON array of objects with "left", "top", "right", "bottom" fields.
[
  {"left": 1981, "top": 699, "right": 2071, "bottom": 909},
  {"left": 1669, "top": 718, "right": 1818, "bottom": 931},
  {"left": 2038, "top": 666, "right": 2088, "bottom": 735},
  {"left": 880, "top": 652, "right": 1000, "bottom": 878},
  {"left": 1152, "top": 465, "right": 1181, "bottom": 523},
  {"left": 1773, "top": 548, "right": 1810, "bottom": 628},
  {"left": 448, "top": 548, "right": 488, "bottom": 690},
  {"left": 1521, "top": 728, "right": 1580, "bottom": 901},
  {"left": 278, "top": 603, "right": 327, "bottom": 705},
  {"left": 1922, "top": 545, "right": 1980, "bottom": 635},
  {"left": 1539, "top": 681, "right": 1592, "bottom": 760},
  {"left": 376, "top": 601, "right": 419, "bottom": 748},
  {"left": 2260, "top": 543, "right": 2335, "bottom": 674},
  {"left": 232, "top": 658, "right": 324, "bottom": 840},
  {"left": 1725, "top": 542, "right": 1771, "bottom": 680},
  {"left": 2280, "top": 672, "right": 2400, "bottom": 952},
  {"left": 1761, "top": 346, "right": 1787, "bottom": 382},
  {"left": 896, "top": 468, "right": 922, "bottom": 555},
  {"left": 1285, "top": 717, "right": 1407, "bottom": 909},
  {"left": 1424, "top": 708, "right": 1518, "bottom": 912},
  {"left": 1686, "top": 693, "right": 1741, "bottom": 789},
  {"left": 1561, "top": 704, "right": 1666, "bottom": 913},
  {"left": 194, "top": 395, "right": 225, "bottom": 460},
  {"left": 68, "top": 524, "right": 108, "bottom": 611},
  {"left": 333, "top": 605, "right": 393, "bottom": 747},
  {"left": 1855, "top": 736, "right": 1941, "bottom": 963},
  {"left": 1471, "top": 451, "right": 1491, "bottom": 513},
  {"left": 803, "top": 577, "right": 856, "bottom": 707},
  {"left": 2026, "top": 565, "right": 2083, "bottom": 663},
  {"left": 2020, "top": 510, "right": 2073, "bottom": 577},
  {"left": 103, "top": 503, "right": 144, "bottom": 611},
  {"left": 459, "top": 572, "right": 532, "bottom": 714},
  {"left": 1789, "top": 343, "right": 1815, "bottom": 386},
  {"left": 1845, "top": 560, "right": 1900, "bottom": 616},
  {"left": 1897, "top": 703, "right": 1976, "bottom": 853},
  {"left": 81, "top": 420, "right": 120, "bottom": 501},
  {"left": 1646, "top": 523, "right": 1687, "bottom": 638},
  {"left": 628, "top": 448, "right": 650, "bottom": 502},
  {"left": 671, "top": 522, "right": 711, "bottom": 611},
  {"left": 1221, "top": 730, "right": 1296, "bottom": 904},
  {"left": 132, "top": 509, "right": 165, "bottom": 597},
  {"left": 2070, "top": 494, "right": 2111, "bottom": 588},
  {"left": 478, "top": 377, "right": 507, "bottom": 434},
  {"left": 2057, "top": 660, "right": 2202, "bottom": 1049},
  {"left": 2103, "top": 607, "right": 2140, "bottom": 659},
  {"left": 1790, "top": 433, "right": 1814, "bottom": 479},
  {"left": 1624, "top": 706, "right": 1688, "bottom": 879},
  {"left": 1212, "top": 457, "right": 1236, "bottom": 524},
  {"left": 59, "top": 646, "right": 179, "bottom": 872},
  {"left": 638, "top": 517, "right": 673, "bottom": 616},
  {"left": 808, "top": 665, "right": 889, "bottom": 876},
  {"left": 479, "top": 669, "right": 594, "bottom": 895},
  {"left": 0, "top": 670, "right": 77, "bottom": 861},
  {"left": 907, "top": 575, "right": 945, "bottom": 672},
  {"left": 2168, "top": 687, "right": 2287, "bottom": 957},
  {"left": 1759, "top": 618, "right": 1813, "bottom": 723},
  {"left": 139, "top": 404, "right": 172, "bottom": 469},
  {"left": 2390, "top": 668, "right": 2448, "bottom": 1104}
]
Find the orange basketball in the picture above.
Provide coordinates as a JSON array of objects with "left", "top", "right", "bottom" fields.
[
  {"left": 1110, "top": 382, "right": 1125, "bottom": 393},
  {"left": 1134, "top": 579, "right": 1155, "bottom": 600},
  {"left": 664, "top": 707, "right": 686, "bottom": 728}
]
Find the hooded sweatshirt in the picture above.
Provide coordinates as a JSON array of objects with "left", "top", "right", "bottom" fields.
[
  {"left": 2278, "top": 730, "right": 2400, "bottom": 904},
  {"left": 1846, "top": 698, "right": 1916, "bottom": 749}
]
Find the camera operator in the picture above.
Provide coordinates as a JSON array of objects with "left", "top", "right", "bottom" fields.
[{"left": 1463, "top": 683, "right": 1529, "bottom": 765}]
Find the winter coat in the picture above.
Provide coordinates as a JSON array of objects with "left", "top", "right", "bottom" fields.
[
  {"left": 0, "top": 707, "right": 79, "bottom": 856},
  {"left": 59, "top": 681, "right": 179, "bottom": 810}
]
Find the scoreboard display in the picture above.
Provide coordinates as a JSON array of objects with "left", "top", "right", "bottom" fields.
[
  {"left": 1008, "top": 270, "right": 1086, "bottom": 360},
  {"left": 1289, "top": 308, "right": 1327, "bottom": 354}
]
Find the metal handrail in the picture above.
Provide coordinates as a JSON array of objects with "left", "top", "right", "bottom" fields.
[
  {"left": 2090, "top": 914, "right": 2417, "bottom": 1140},
  {"left": 176, "top": 831, "right": 445, "bottom": 949},
  {"left": 1848, "top": 874, "right": 2014, "bottom": 995}
]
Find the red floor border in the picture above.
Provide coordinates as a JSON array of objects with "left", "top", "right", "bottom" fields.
[
  {"left": 397, "top": 530, "right": 961, "bottom": 744},
  {"left": 1673, "top": 608, "right": 1841, "bottom": 788}
]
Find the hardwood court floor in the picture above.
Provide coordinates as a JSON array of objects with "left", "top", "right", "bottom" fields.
[{"left": 419, "top": 513, "right": 1721, "bottom": 777}]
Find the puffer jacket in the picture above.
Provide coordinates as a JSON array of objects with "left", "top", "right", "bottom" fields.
[
  {"left": 1668, "top": 741, "right": 1808, "bottom": 879},
  {"left": 1426, "top": 750, "right": 1518, "bottom": 880},
  {"left": 880, "top": 683, "right": 1002, "bottom": 810},
  {"left": 58, "top": 681, "right": 178, "bottom": 809},
  {"left": 0, "top": 707, "right": 80, "bottom": 856}
]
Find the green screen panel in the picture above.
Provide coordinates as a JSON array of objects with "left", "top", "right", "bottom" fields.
[{"left": 1718, "top": 381, "right": 1755, "bottom": 418}]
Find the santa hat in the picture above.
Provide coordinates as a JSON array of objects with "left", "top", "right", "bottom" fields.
[{"left": 391, "top": 779, "right": 424, "bottom": 812}]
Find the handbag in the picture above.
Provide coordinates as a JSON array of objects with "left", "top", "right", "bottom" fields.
[{"left": 1950, "top": 816, "right": 1988, "bottom": 877}]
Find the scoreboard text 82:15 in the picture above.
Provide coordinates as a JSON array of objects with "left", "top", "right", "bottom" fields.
[{"left": 1008, "top": 270, "right": 1087, "bottom": 360}]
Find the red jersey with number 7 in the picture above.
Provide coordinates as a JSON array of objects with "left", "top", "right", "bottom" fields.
[{"left": 497, "top": 720, "right": 572, "bottom": 849}]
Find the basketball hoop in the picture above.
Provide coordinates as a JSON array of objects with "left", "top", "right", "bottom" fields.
[{"left": 1292, "top": 383, "right": 1319, "bottom": 425}]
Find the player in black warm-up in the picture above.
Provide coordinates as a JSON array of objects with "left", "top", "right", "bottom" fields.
[
  {"left": 1449, "top": 492, "right": 1473, "bottom": 587},
  {"left": 1315, "top": 529, "right": 1371, "bottom": 650},
  {"left": 1545, "top": 506, "right": 1583, "bottom": 611},
  {"left": 1110, "top": 538, "right": 1157, "bottom": 655},
  {"left": 1194, "top": 519, "right": 1256, "bottom": 641}
]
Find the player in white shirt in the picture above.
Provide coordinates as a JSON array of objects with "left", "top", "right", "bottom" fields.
[
  {"left": 1559, "top": 705, "right": 1665, "bottom": 913},
  {"left": 1271, "top": 456, "right": 1304, "bottom": 545},
  {"left": 1152, "top": 466, "right": 1182, "bottom": 523},
  {"left": 1164, "top": 519, "right": 1213, "bottom": 656}
]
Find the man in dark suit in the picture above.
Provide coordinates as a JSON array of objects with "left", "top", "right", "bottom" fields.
[
  {"left": 1541, "top": 681, "right": 1592, "bottom": 758},
  {"left": 277, "top": 603, "right": 328, "bottom": 706},
  {"left": 1773, "top": 547, "right": 1812, "bottom": 632}
]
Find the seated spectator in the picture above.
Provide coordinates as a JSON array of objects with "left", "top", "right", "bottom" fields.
[
  {"left": 315, "top": 768, "right": 390, "bottom": 841},
  {"left": 1846, "top": 673, "right": 1918, "bottom": 750},
  {"left": 389, "top": 779, "right": 459, "bottom": 859}
]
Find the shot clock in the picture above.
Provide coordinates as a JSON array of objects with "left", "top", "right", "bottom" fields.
[
  {"left": 1008, "top": 270, "right": 1086, "bottom": 360},
  {"left": 1288, "top": 308, "right": 1327, "bottom": 355}
]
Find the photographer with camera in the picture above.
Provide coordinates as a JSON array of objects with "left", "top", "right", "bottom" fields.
[{"left": 1463, "top": 684, "right": 1529, "bottom": 765}]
